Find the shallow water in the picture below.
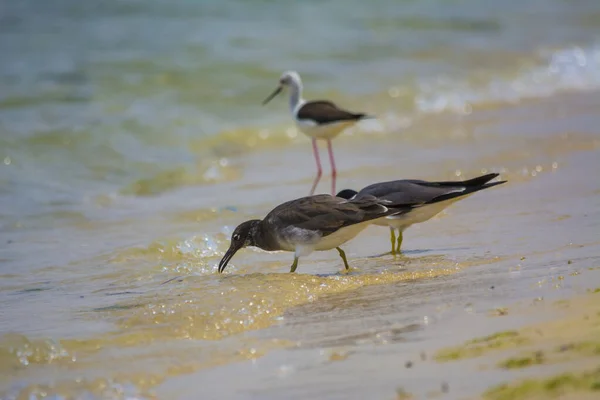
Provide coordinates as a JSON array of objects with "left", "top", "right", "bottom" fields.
[{"left": 2, "top": 0, "right": 600, "bottom": 398}]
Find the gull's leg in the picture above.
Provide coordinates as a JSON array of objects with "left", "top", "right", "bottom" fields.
[
  {"left": 326, "top": 139, "right": 337, "bottom": 196},
  {"left": 309, "top": 138, "right": 323, "bottom": 195},
  {"left": 396, "top": 231, "right": 404, "bottom": 253},
  {"left": 336, "top": 247, "right": 350, "bottom": 270},
  {"left": 389, "top": 228, "right": 397, "bottom": 255},
  {"left": 290, "top": 256, "right": 299, "bottom": 273}
]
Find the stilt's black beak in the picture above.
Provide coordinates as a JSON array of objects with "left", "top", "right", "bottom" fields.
[
  {"left": 262, "top": 86, "right": 282, "bottom": 105},
  {"left": 218, "top": 246, "right": 240, "bottom": 273}
]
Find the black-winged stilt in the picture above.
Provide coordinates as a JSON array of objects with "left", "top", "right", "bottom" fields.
[{"left": 263, "top": 71, "right": 372, "bottom": 196}]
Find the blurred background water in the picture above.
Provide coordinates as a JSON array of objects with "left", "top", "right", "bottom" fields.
[{"left": 1, "top": 0, "right": 600, "bottom": 399}]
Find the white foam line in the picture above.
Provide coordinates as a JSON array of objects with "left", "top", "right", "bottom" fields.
[{"left": 415, "top": 43, "right": 600, "bottom": 115}]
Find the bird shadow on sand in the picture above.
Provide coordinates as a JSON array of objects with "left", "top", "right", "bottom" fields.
[{"left": 364, "top": 246, "right": 472, "bottom": 259}]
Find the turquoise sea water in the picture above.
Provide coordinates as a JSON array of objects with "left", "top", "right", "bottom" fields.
[{"left": 2, "top": 1, "right": 600, "bottom": 212}]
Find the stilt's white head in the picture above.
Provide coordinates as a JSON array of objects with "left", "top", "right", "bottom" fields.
[
  {"left": 278, "top": 70, "right": 302, "bottom": 89},
  {"left": 262, "top": 70, "right": 303, "bottom": 105}
]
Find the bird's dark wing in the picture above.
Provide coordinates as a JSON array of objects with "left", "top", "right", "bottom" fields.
[
  {"left": 264, "top": 194, "right": 401, "bottom": 237},
  {"left": 430, "top": 173, "right": 500, "bottom": 188},
  {"left": 352, "top": 181, "right": 452, "bottom": 206},
  {"left": 354, "top": 173, "right": 505, "bottom": 206},
  {"left": 297, "top": 101, "right": 367, "bottom": 125}
]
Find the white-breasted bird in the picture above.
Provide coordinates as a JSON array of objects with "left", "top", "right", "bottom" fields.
[{"left": 263, "top": 71, "right": 372, "bottom": 196}]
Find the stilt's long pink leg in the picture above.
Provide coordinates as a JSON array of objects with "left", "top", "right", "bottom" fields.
[
  {"left": 309, "top": 138, "right": 322, "bottom": 195},
  {"left": 327, "top": 139, "right": 337, "bottom": 196}
]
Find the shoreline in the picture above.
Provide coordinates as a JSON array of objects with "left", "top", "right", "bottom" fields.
[{"left": 2, "top": 84, "right": 600, "bottom": 400}]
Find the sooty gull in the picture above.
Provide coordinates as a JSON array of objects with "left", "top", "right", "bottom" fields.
[
  {"left": 218, "top": 194, "right": 408, "bottom": 274},
  {"left": 336, "top": 173, "right": 506, "bottom": 254}
]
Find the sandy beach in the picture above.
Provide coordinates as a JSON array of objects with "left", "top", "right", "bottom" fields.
[{"left": 1, "top": 1, "right": 600, "bottom": 399}]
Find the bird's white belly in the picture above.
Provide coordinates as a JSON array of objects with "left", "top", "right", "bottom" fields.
[
  {"left": 312, "top": 222, "right": 370, "bottom": 251},
  {"left": 374, "top": 196, "right": 470, "bottom": 231},
  {"left": 296, "top": 120, "right": 356, "bottom": 140},
  {"left": 278, "top": 222, "right": 370, "bottom": 258}
]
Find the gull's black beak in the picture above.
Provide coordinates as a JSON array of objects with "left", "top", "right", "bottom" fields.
[
  {"left": 218, "top": 245, "right": 241, "bottom": 273},
  {"left": 262, "top": 86, "right": 282, "bottom": 105}
]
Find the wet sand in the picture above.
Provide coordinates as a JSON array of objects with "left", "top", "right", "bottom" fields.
[
  {"left": 151, "top": 92, "right": 600, "bottom": 399},
  {"left": 439, "top": 288, "right": 600, "bottom": 400},
  {"left": 3, "top": 88, "right": 599, "bottom": 399}
]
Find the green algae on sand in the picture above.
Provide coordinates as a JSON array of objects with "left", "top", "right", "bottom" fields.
[
  {"left": 484, "top": 367, "right": 600, "bottom": 400},
  {"left": 497, "top": 339, "right": 600, "bottom": 370},
  {"left": 434, "top": 330, "right": 528, "bottom": 361},
  {"left": 498, "top": 350, "right": 545, "bottom": 369},
  {"left": 437, "top": 288, "right": 600, "bottom": 364},
  {"left": 433, "top": 287, "right": 600, "bottom": 399}
]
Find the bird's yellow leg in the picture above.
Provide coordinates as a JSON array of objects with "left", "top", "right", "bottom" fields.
[
  {"left": 396, "top": 231, "right": 404, "bottom": 254},
  {"left": 336, "top": 247, "right": 350, "bottom": 270},
  {"left": 390, "top": 228, "right": 397, "bottom": 254},
  {"left": 290, "top": 257, "right": 299, "bottom": 273}
]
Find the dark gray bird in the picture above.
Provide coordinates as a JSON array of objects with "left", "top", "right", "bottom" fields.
[
  {"left": 218, "top": 194, "right": 409, "bottom": 274},
  {"left": 336, "top": 173, "right": 506, "bottom": 254}
]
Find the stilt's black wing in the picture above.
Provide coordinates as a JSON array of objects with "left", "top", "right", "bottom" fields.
[{"left": 297, "top": 101, "right": 368, "bottom": 125}]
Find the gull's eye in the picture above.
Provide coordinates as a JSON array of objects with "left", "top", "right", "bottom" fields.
[{"left": 233, "top": 233, "right": 241, "bottom": 241}]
